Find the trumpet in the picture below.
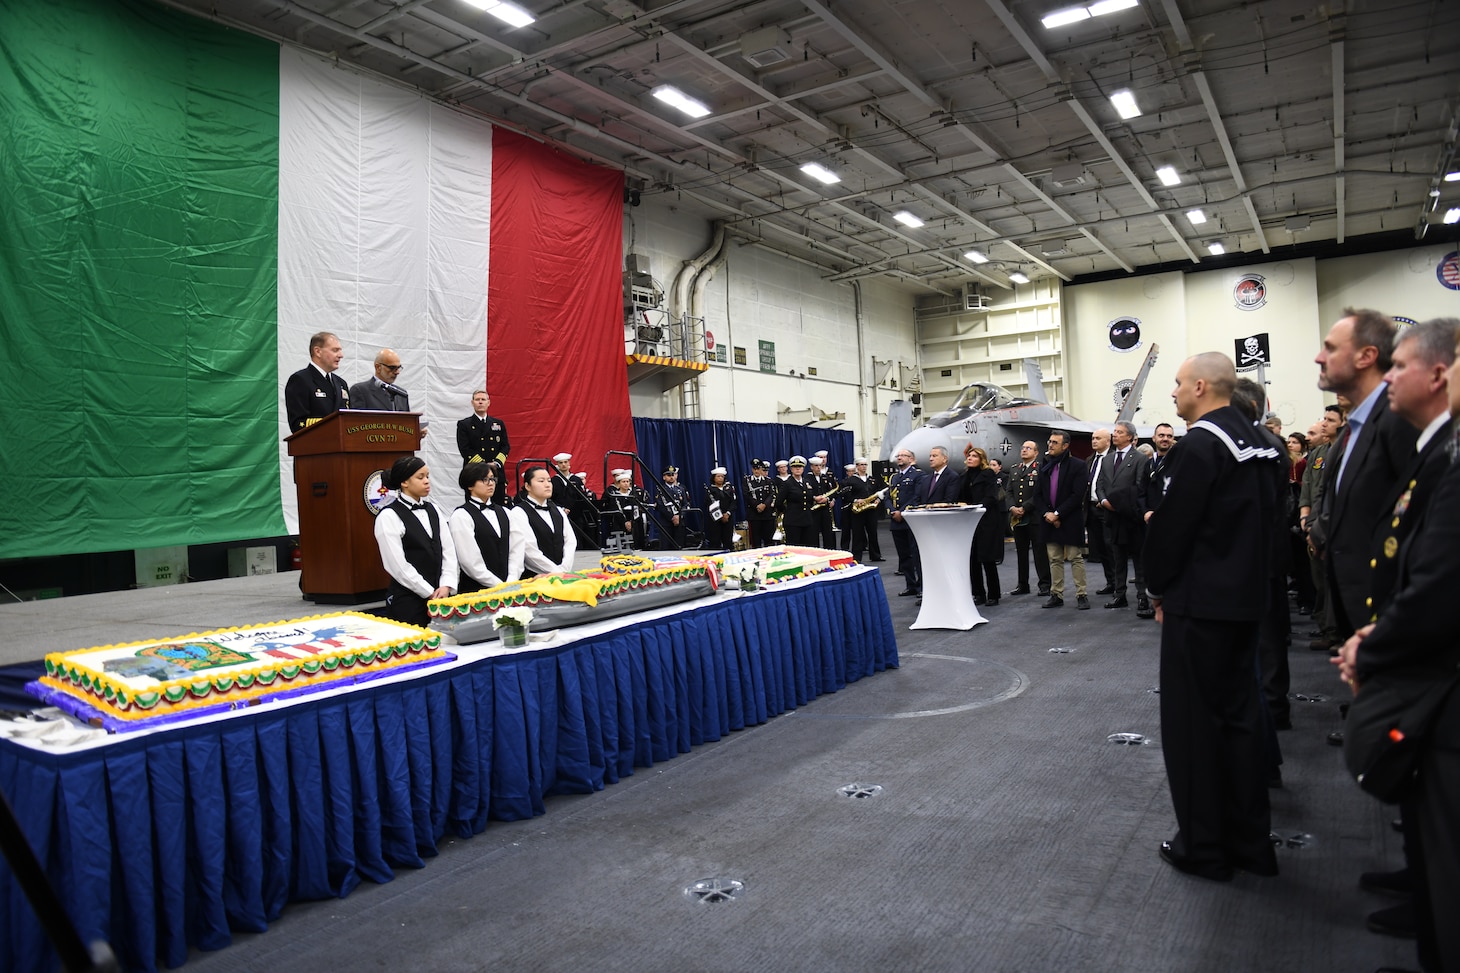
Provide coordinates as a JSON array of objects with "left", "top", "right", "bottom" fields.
[{"left": 852, "top": 488, "right": 888, "bottom": 514}]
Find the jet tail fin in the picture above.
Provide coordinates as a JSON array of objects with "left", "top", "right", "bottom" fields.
[
  {"left": 1022, "top": 358, "right": 1047, "bottom": 404},
  {"left": 1116, "top": 343, "right": 1160, "bottom": 426}
]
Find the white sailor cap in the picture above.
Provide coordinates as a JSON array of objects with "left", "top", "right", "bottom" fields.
[
  {"left": 710, "top": 466, "right": 727, "bottom": 476},
  {"left": 855, "top": 455, "right": 869, "bottom": 464},
  {"left": 776, "top": 459, "right": 789, "bottom": 467},
  {"left": 815, "top": 450, "right": 829, "bottom": 458},
  {"left": 571, "top": 471, "right": 587, "bottom": 480},
  {"left": 808, "top": 456, "right": 824, "bottom": 466},
  {"left": 844, "top": 463, "right": 856, "bottom": 472},
  {"left": 614, "top": 469, "right": 632, "bottom": 482},
  {"left": 552, "top": 452, "right": 572, "bottom": 463}
]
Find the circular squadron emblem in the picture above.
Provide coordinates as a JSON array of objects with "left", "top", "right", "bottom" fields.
[
  {"left": 363, "top": 470, "right": 397, "bottom": 516},
  {"left": 1106, "top": 316, "right": 1142, "bottom": 352},
  {"left": 1233, "top": 273, "right": 1267, "bottom": 310}
]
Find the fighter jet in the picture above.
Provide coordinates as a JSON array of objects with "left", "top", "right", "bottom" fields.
[{"left": 891, "top": 344, "right": 1177, "bottom": 467}]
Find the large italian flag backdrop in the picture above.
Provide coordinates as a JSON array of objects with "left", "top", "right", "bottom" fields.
[{"left": 0, "top": 0, "right": 631, "bottom": 560}]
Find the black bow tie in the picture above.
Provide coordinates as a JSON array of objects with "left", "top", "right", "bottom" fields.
[{"left": 404, "top": 502, "right": 428, "bottom": 512}]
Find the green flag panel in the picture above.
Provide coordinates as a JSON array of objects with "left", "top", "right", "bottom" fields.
[{"left": 0, "top": 0, "right": 282, "bottom": 558}]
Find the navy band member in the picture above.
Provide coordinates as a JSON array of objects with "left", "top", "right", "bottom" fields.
[
  {"left": 744, "top": 459, "right": 777, "bottom": 548},
  {"left": 657, "top": 465, "right": 689, "bottom": 548},
  {"left": 705, "top": 466, "right": 736, "bottom": 550}
]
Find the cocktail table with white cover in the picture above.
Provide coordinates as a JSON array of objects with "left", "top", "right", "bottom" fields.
[{"left": 903, "top": 506, "right": 988, "bottom": 630}]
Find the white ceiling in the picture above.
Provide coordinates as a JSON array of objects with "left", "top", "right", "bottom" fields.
[{"left": 163, "top": 0, "right": 1460, "bottom": 293}]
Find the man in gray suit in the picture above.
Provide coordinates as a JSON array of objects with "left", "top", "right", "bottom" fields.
[
  {"left": 1097, "top": 420, "right": 1152, "bottom": 614},
  {"left": 349, "top": 348, "right": 412, "bottom": 412}
]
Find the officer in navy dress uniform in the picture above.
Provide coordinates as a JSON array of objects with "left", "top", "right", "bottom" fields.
[
  {"left": 886, "top": 447, "right": 924, "bottom": 596},
  {"left": 1006, "top": 440, "right": 1050, "bottom": 597},
  {"left": 656, "top": 465, "right": 690, "bottom": 548},
  {"left": 284, "top": 331, "right": 351, "bottom": 431},
  {"left": 1144, "top": 352, "right": 1282, "bottom": 882},
  {"left": 778, "top": 456, "right": 818, "bottom": 546},
  {"left": 705, "top": 467, "right": 737, "bottom": 550},
  {"left": 456, "top": 390, "right": 510, "bottom": 503},
  {"left": 373, "top": 456, "right": 458, "bottom": 628},
  {"left": 448, "top": 463, "right": 524, "bottom": 592},
  {"left": 744, "top": 459, "right": 777, "bottom": 548}
]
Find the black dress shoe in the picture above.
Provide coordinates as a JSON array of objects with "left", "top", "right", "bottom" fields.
[
  {"left": 1327, "top": 730, "right": 1344, "bottom": 746},
  {"left": 1158, "top": 842, "right": 1233, "bottom": 882},
  {"left": 1042, "top": 596, "right": 1064, "bottom": 608},
  {"left": 973, "top": 595, "right": 987, "bottom": 606},
  {"left": 1095, "top": 585, "right": 1115, "bottom": 596},
  {"left": 984, "top": 597, "right": 999, "bottom": 607},
  {"left": 1008, "top": 587, "right": 1032, "bottom": 596},
  {"left": 897, "top": 589, "right": 918, "bottom": 597},
  {"left": 1366, "top": 903, "right": 1417, "bottom": 939},
  {"left": 1104, "top": 598, "right": 1129, "bottom": 609},
  {"left": 1135, "top": 599, "right": 1155, "bottom": 619},
  {"left": 1037, "top": 586, "right": 1051, "bottom": 596},
  {"left": 870, "top": 557, "right": 886, "bottom": 562},
  {"left": 1076, "top": 595, "right": 1091, "bottom": 610},
  {"left": 1310, "top": 638, "right": 1336, "bottom": 651},
  {"left": 1360, "top": 868, "right": 1412, "bottom": 898}
]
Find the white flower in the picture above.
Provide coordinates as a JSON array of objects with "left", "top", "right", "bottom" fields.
[{"left": 492, "top": 606, "right": 535, "bottom": 629}]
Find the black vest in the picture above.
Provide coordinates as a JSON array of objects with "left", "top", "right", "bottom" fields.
[
  {"left": 389, "top": 499, "right": 442, "bottom": 587},
  {"left": 459, "top": 500, "right": 511, "bottom": 589},
  {"left": 522, "top": 501, "right": 566, "bottom": 569}
]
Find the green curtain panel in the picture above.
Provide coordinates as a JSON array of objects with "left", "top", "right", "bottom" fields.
[{"left": 0, "top": 0, "right": 281, "bottom": 558}]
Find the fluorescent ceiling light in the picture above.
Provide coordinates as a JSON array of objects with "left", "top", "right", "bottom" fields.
[
  {"left": 1110, "top": 89, "right": 1141, "bottom": 119},
  {"left": 1207, "top": 242, "right": 1225, "bottom": 256},
  {"left": 651, "top": 85, "right": 711, "bottom": 119},
  {"left": 1008, "top": 271, "right": 1030, "bottom": 284},
  {"left": 963, "top": 250, "right": 990, "bottom": 264},
  {"left": 1089, "top": 0, "right": 1139, "bottom": 14},
  {"left": 1042, "top": 0, "right": 1136, "bottom": 29},
  {"left": 1445, "top": 171, "right": 1460, "bottom": 183},
  {"left": 1444, "top": 207, "right": 1460, "bottom": 225},
  {"left": 1155, "top": 165, "right": 1181, "bottom": 186},
  {"left": 1185, "top": 208, "right": 1207, "bottom": 225},
  {"left": 800, "top": 162, "right": 841, "bottom": 185},
  {"left": 893, "top": 211, "right": 924, "bottom": 228},
  {"left": 1041, "top": 7, "right": 1090, "bottom": 28},
  {"left": 462, "top": 0, "right": 535, "bottom": 27}
]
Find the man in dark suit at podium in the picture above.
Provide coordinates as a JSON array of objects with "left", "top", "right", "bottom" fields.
[
  {"left": 285, "top": 331, "right": 350, "bottom": 431},
  {"left": 349, "top": 348, "right": 411, "bottom": 412}
]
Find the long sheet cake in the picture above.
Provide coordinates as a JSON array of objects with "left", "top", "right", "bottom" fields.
[{"left": 28, "top": 612, "right": 453, "bottom": 732}]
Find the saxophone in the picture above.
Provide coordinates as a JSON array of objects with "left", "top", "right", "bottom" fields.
[{"left": 852, "top": 488, "right": 888, "bottom": 513}]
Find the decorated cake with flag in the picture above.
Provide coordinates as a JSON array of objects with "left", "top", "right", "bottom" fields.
[{"left": 28, "top": 613, "right": 452, "bottom": 732}]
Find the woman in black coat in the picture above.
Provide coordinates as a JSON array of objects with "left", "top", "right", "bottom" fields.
[{"left": 960, "top": 446, "right": 1003, "bottom": 606}]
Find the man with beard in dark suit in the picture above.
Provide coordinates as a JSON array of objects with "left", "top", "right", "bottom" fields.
[
  {"left": 1313, "top": 308, "right": 1420, "bottom": 643},
  {"left": 1032, "top": 430, "right": 1089, "bottom": 610},
  {"left": 284, "top": 331, "right": 350, "bottom": 431},
  {"left": 1145, "top": 352, "right": 1283, "bottom": 882}
]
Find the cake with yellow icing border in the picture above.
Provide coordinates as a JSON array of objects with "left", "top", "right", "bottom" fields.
[
  {"left": 27, "top": 612, "right": 451, "bottom": 733},
  {"left": 428, "top": 554, "right": 718, "bottom": 644},
  {"left": 710, "top": 546, "right": 857, "bottom": 585}
]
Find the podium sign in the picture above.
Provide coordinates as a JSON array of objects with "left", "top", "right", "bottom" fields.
[{"left": 286, "top": 410, "right": 424, "bottom": 602}]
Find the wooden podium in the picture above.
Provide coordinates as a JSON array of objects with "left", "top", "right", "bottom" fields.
[{"left": 286, "top": 410, "right": 423, "bottom": 602}]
